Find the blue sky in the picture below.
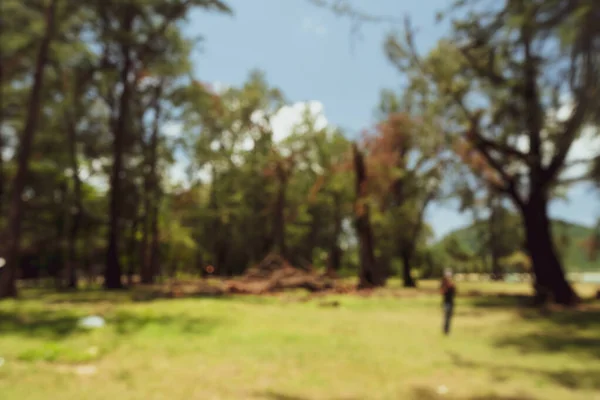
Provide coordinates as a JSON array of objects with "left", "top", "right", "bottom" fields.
[{"left": 183, "top": 0, "right": 599, "bottom": 238}]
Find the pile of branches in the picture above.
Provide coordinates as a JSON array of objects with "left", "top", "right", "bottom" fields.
[{"left": 225, "top": 253, "right": 334, "bottom": 294}]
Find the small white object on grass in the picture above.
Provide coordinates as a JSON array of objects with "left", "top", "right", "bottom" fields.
[
  {"left": 437, "top": 385, "right": 449, "bottom": 395},
  {"left": 75, "top": 365, "right": 97, "bottom": 375},
  {"left": 78, "top": 316, "right": 105, "bottom": 329},
  {"left": 0, "top": 357, "right": 5, "bottom": 367}
]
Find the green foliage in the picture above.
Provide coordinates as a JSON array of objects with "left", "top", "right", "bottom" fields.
[
  {"left": 2, "top": 0, "right": 597, "bottom": 296},
  {"left": 436, "top": 218, "right": 597, "bottom": 273}
]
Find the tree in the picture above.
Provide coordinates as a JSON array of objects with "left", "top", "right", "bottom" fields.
[
  {"left": 0, "top": 0, "right": 59, "bottom": 298},
  {"left": 176, "top": 71, "right": 285, "bottom": 275},
  {"left": 353, "top": 143, "right": 385, "bottom": 288},
  {"left": 94, "top": 0, "right": 230, "bottom": 289},
  {"left": 385, "top": 1, "right": 599, "bottom": 304},
  {"left": 363, "top": 95, "right": 446, "bottom": 287}
]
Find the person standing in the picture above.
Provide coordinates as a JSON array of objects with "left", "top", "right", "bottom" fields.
[{"left": 440, "top": 269, "right": 456, "bottom": 335}]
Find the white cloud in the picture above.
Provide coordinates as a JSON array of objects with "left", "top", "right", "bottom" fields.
[
  {"left": 270, "top": 101, "right": 328, "bottom": 142},
  {"left": 301, "top": 17, "right": 327, "bottom": 36}
]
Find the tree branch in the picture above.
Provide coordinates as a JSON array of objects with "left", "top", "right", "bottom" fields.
[
  {"left": 520, "top": 10, "right": 543, "bottom": 169},
  {"left": 544, "top": 5, "right": 598, "bottom": 181},
  {"left": 468, "top": 122, "right": 525, "bottom": 209},
  {"left": 471, "top": 132, "right": 529, "bottom": 161},
  {"left": 555, "top": 173, "right": 593, "bottom": 187}
]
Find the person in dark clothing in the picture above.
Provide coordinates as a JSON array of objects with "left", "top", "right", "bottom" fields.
[{"left": 440, "top": 269, "right": 456, "bottom": 335}]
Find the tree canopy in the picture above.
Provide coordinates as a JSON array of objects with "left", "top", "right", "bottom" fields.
[{"left": 1, "top": 0, "right": 598, "bottom": 306}]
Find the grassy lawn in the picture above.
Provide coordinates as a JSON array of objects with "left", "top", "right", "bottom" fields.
[{"left": 0, "top": 280, "right": 599, "bottom": 400}]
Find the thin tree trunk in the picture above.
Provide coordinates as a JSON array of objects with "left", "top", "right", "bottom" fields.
[
  {"left": 0, "top": 0, "right": 57, "bottom": 298},
  {"left": 141, "top": 84, "right": 162, "bottom": 283},
  {"left": 64, "top": 111, "right": 82, "bottom": 289},
  {"left": 105, "top": 11, "right": 134, "bottom": 290},
  {"left": 127, "top": 216, "right": 138, "bottom": 286},
  {"left": 0, "top": 20, "right": 4, "bottom": 219},
  {"left": 149, "top": 189, "right": 161, "bottom": 281},
  {"left": 137, "top": 95, "right": 150, "bottom": 284},
  {"left": 488, "top": 197, "right": 503, "bottom": 281},
  {"left": 298, "top": 206, "right": 319, "bottom": 269},
  {"left": 140, "top": 174, "right": 150, "bottom": 282},
  {"left": 353, "top": 144, "right": 385, "bottom": 289},
  {"left": 326, "top": 191, "right": 342, "bottom": 276},
  {"left": 470, "top": 203, "right": 490, "bottom": 277},
  {"left": 0, "top": 132, "right": 4, "bottom": 218},
  {"left": 401, "top": 249, "right": 416, "bottom": 288},
  {"left": 273, "top": 161, "right": 288, "bottom": 258},
  {"left": 521, "top": 194, "right": 578, "bottom": 305},
  {"left": 55, "top": 181, "right": 68, "bottom": 290},
  {"left": 400, "top": 191, "right": 435, "bottom": 288}
]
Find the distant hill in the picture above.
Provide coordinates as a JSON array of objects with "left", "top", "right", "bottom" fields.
[{"left": 434, "top": 218, "right": 598, "bottom": 272}]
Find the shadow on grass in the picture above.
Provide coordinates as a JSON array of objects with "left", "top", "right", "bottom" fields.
[
  {"left": 496, "top": 331, "right": 600, "bottom": 360},
  {"left": 494, "top": 306, "right": 600, "bottom": 360},
  {"left": 110, "top": 310, "right": 222, "bottom": 336},
  {"left": 255, "top": 391, "right": 359, "bottom": 400},
  {"left": 16, "top": 286, "right": 293, "bottom": 307},
  {"left": 17, "top": 285, "right": 229, "bottom": 305},
  {"left": 411, "top": 387, "right": 538, "bottom": 399},
  {"left": 467, "top": 294, "right": 534, "bottom": 308},
  {"left": 255, "top": 389, "right": 538, "bottom": 400},
  {"left": 0, "top": 309, "right": 82, "bottom": 339},
  {"left": 0, "top": 307, "right": 222, "bottom": 340},
  {"left": 448, "top": 352, "right": 600, "bottom": 392},
  {"left": 466, "top": 291, "right": 600, "bottom": 361}
]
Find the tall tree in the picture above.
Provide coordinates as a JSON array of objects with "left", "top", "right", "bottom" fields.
[
  {"left": 97, "top": 0, "right": 230, "bottom": 288},
  {"left": 385, "top": 1, "right": 599, "bottom": 304},
  {"left": 364, "top": 94, "right": 446, "bottom": 287},
  {"left": 0, "top": 0, "right": 59, "bottom": 298},
  {"left": 353, "top": 143, "right": 385, "bottom": 288}
]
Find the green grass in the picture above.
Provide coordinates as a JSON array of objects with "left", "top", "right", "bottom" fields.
[{"left": 0, "top": 281, "right": 599, "bottom": 400}]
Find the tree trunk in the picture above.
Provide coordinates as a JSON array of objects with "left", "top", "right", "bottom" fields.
[
  {"left": 104, "top": 12, "right": 134, "bottom": 290},
  {"left": 0, "top": 132, "right": 4, "bottom": 217},
  {"left": 140, "top": 84, "right": 162, "bottom": 284},
  {"left": 149, "top": 190, "right": 161, "bottom": 281},
  {"left": 140, "top": 152, "right": 149, "bottom": 283},
  {"left": 488, "top": 196, "right": 504, "bottom": 281},
  {"left": 127, "top": 216, "right": 138, "bottom": 287},
  {"left": 401, "top": 249, "right": 416, "bottom": 288},
  {"left": 64, "top": 112, "right": 82, "bottom": 290},
  {"left": 326, "top": 192, "right": 343, "bottom": 276},
  {"left": 352, "top": 144, "right": 385, "bottom": 289},
  {"left": 0, "top": 0, "right": 57, "bottom": 298},
  {"left": 0, "top": 32, "right": 4, "bottom": 218},
  {"left": 521, "top": 194, "right": 578, "bottom": 305},
  {"left": 400, "top": 190, "right": 434, "bottom": 288},
  {"left": 273, "top": 163, "right": 288, "bottom": 258},
  {"left": 140, "top": 204, "right": 149, "bottom": 282},
  {"left": 55, "top": 181, "right": 69, "bottom": 290}
]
